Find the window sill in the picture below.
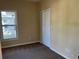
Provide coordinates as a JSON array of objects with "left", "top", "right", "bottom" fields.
[{"left": 1, "top": 38, "right": 18, "bottom": 42}]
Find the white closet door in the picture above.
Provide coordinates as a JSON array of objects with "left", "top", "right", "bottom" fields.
[{"left": 42, "top": 8, "right": 51, "bottom": 48}]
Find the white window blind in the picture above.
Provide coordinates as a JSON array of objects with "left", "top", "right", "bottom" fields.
[{"left": 0, "top": 11, "right": 17, "bottom": 40}]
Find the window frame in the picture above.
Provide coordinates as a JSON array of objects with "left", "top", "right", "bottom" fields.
[{"left": 0, "top": 10, "right": 18, "bottom": 41}]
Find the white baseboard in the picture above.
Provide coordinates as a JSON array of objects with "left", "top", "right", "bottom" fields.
[
  {"left": 50, "top": 47, "right": 71, "bottom": 59},
  {"left": 2, "top": 41, "right": 71, "bottom": 59},
  {"left": 2, "top": 41, "right": 40, "bottom": 48},
  {"left": 41, "top": 42, "right": 70, "bottom": 59}
]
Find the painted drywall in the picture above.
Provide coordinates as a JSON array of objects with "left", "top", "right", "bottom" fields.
[
  {"left": 0, "top": 0, "right": 40, "bottom": 48},
  {"left": 0, "top": 42, "right": 2, "bottom": 59},
  {"left": 40, "top": 0, "right": 79, "bottom": 59},
  {"left": 65, "top": 0, "right": 79, "bottom": 59}
]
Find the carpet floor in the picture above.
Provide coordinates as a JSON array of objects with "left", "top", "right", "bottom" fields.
[{"left": 2, "top": 43, "right": 65, "bottom": 59}]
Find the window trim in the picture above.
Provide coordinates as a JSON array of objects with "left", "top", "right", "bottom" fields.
[
  {"left": 0, "top": 12, "right": 3, "bottom": 40},
  {"left": 0, "top": 10, "right": 18, "bottom": 41}
]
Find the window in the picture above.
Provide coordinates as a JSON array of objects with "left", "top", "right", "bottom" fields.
[{"left": 0, "top": 11, "right": 17, "bottom": 40}]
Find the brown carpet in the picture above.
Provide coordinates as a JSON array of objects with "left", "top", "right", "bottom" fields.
[{"left": 2, "top": 43, "right": 65, "bottom": 59}]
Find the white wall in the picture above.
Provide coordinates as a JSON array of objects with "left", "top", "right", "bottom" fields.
[{"left": 40, "top": 0, "right": 79, "bottom": 59}]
